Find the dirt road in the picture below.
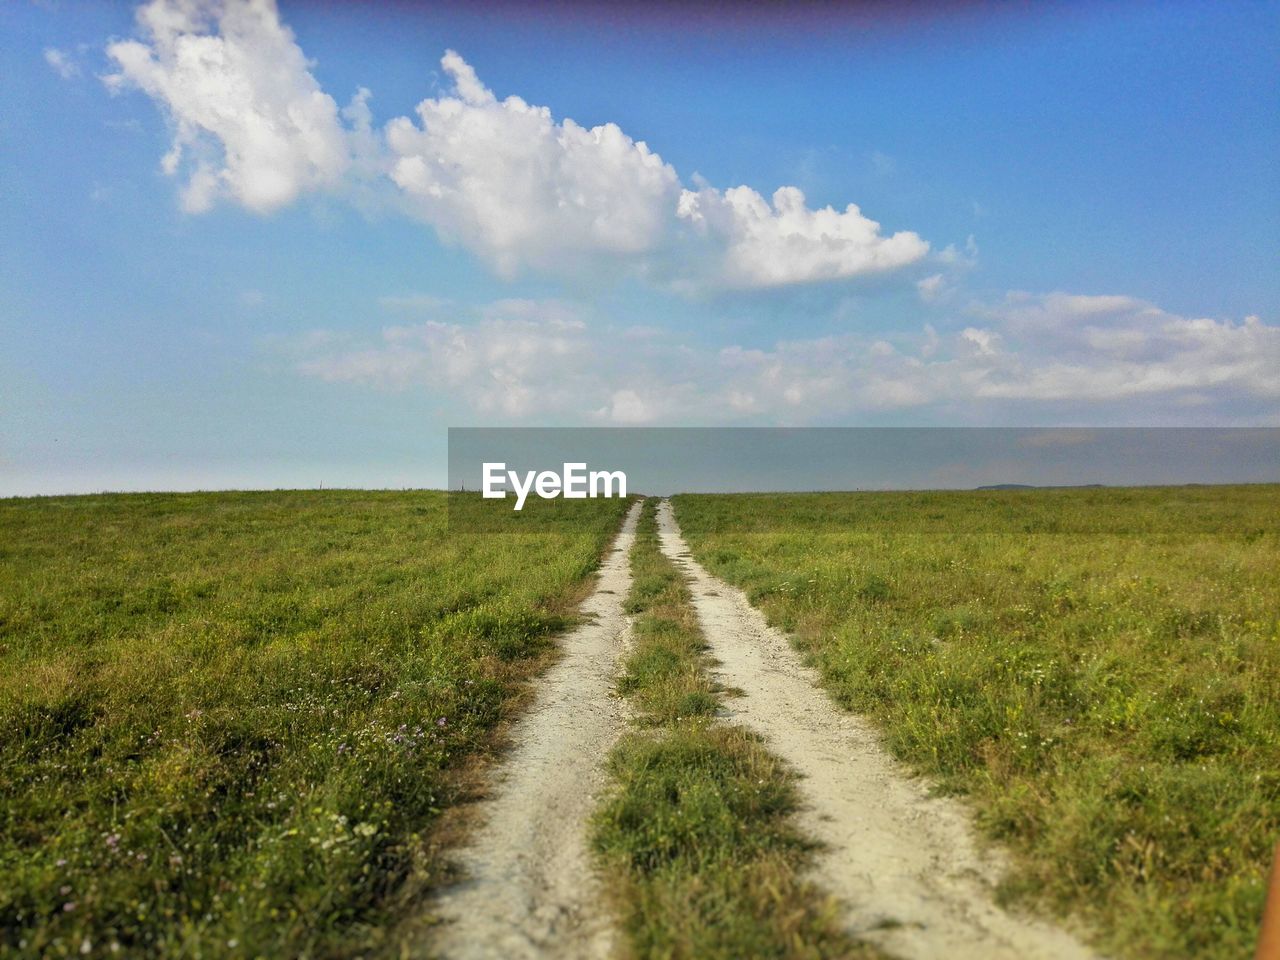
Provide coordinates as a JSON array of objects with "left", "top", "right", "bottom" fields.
[
  {"left": 429, "top": 500, "right": 641, "bottom": 960},
  {"left": 429, "top": 497, "right": 1098, "bottom": 959},
  {"left": 654, "top": 499, "right": 1100, "bottom": 960}
]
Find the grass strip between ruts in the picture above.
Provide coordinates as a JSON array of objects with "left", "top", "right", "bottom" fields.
[{"left": 592, "top": 499, "right": 882, "bottom": 959}]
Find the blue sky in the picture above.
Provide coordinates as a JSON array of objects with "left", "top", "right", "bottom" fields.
[{"left": 2, "top": 0, "right": 1277, "bottom": 494}]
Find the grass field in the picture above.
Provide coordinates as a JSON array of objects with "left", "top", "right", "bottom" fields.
[
  {"left": 6, "top": 485, "right": 1274, "bottom": 958},
  {"left": 592, "top": 500, "right": 873, "bottom": 959},
  {"left": 0, "top": 490, "right": 628, "bottom": 959},
  {"left": 673, "top": 485, "right": 1280, "bottom": 959}
]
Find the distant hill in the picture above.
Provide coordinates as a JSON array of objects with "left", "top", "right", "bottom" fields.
[{"left": 976, "top": 483, "right": 1106, "bottom": 490}]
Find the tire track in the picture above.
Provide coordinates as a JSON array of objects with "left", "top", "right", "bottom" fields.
[
  {"left": 656, "top": 499, "right": 1101, "bottom": 960},
  {"left": 428, "top": 501, "right": 641, "bottom": 960}
]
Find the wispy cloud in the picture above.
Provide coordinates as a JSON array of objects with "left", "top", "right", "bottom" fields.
[
  {"left": 43, "top": 47, "right": 80, "bottom": 80},
  {"left": 287, "top": 292, "right": 1280, "bottom": 424},
  {"left": 292, "top": 300, "right": 599, "bottom": 418},
  {"left": 916, "top": 273, "right": 947, "bottom": 302},
  {"left": 376, "top": 294, "right": 453, "bottom": 314}
]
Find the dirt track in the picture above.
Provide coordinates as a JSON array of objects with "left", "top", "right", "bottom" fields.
[
  {"left": 428, "top": 500, "right": 640, "bottom": 960},
  {"left": 654, "top": 499, "right": 1099, "bottom": 959},
  {"left": 428, "top": 498, "right": 1099, "bottom": 959}
]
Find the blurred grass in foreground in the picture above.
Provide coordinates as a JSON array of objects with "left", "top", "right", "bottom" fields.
[
  {"left": 0, "top": 490, "right": 627, "bottom": 958},
  {"left": 673, "top": 485, "right": 1280, "bottom": 960}
]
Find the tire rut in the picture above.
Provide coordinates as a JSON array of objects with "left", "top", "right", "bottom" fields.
[
  {"left": 428, "top": 501, "right": 641, "bottom": 960},
  {"left": 655, "top": 499, "right": 1102, "bottom": 960}
]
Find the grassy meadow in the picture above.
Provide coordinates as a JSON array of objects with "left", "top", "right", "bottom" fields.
[
  {"left": 673, "top": 485, "right": 1280, "bottom": 959},
  {"left": 592, "top": 500, "right": 875, "bottom": 959},
  {"left": 0, "top": 490, "right": 628, "bottom": 958}
]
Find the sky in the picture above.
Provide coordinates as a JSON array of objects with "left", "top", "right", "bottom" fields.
[{"left": 2, "top": 0, "right": 1278, "bottom": 495}]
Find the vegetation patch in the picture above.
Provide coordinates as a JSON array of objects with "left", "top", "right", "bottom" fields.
[
  {"left": 673, "top": 486, "right": 1280, "bottom": 960},
  {"left": 0, "top": 490, "right": 628, "bottom": 959},
  {"left": 593, "top": 500, "right": 880, "bottom": 959}
]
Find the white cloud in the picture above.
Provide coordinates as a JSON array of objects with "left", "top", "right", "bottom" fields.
[
  {"left": 104, "top": 0, "right": 358, "bottom": 213},
  {"left": 869, "top": 150, "right": 895, "bottom": 176},
  {"left": 917, "top": 273, "right": 946, "bottom": 302},
  {"left": 290, "top": 292, "right": 1280, "bottom": 425},
  {"left": 963, "top": 295, "right": 1280, "bottom": 403},
  {"left": 288, "top": 299, "right": 705, "bottom": 424},
  {"left": 384, "top": 53, "right": 927, "bottom": 288},
  {"left": 960, "top": 326, "right": 1000, "bottom": 356},
  {"left": 103, "top": 2, "right": 930, "bottom": 291},
  {"left": 985, "top": 291, "right": 1151, "bottom": 332},
  {"left": 601, "top": 389, "right": 652, "bottom": 424},
  {"left": 384, "top": 50, "right": 681, "bottom": 278},
  {"left": 44, "top": 47, "right": 80, "bottom": 80},
  {"left": 699, "top": 300, "right": 1279, "bottom": 420},
  {"left": 937, "top": 234, "right": 979, "bottom": 269},
  {"left": 675, "top": 184, "right": 928, "bottom": 288},
  {"left": 295, "top": 300, "right": 600, "bottom": 418}
]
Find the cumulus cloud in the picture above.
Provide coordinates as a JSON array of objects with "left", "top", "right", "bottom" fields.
[
  {"left": 962, "top": 293, "right": 1280, "bottom": 403},
  {"left": 384, "top": 51, "right": 681, "bottom": 278},
  {"left": 103, "top": 1, "right": 929, "bottom": 290},
  {"left": 290, "top": 292, "right": 1280, "bottom": 424},
  {"left": 384, "top": 55, "right": 926, "bottom": 286},
  {"left": 104, "top": 0, "right": 359, "bottom": 213},
  {"left": 676, "top": 184, "right": 928, "bottom": 288}
]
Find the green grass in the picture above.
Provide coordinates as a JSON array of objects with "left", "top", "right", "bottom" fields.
[
  {"left": 0, "top": 490, "right": 628, "bottom": 959},
  {"left": 672, "top": 485, "right": 1280, "bottom": 960},
  {"left": 593, "top": 500, "right": 879, "bottom": 959}
]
